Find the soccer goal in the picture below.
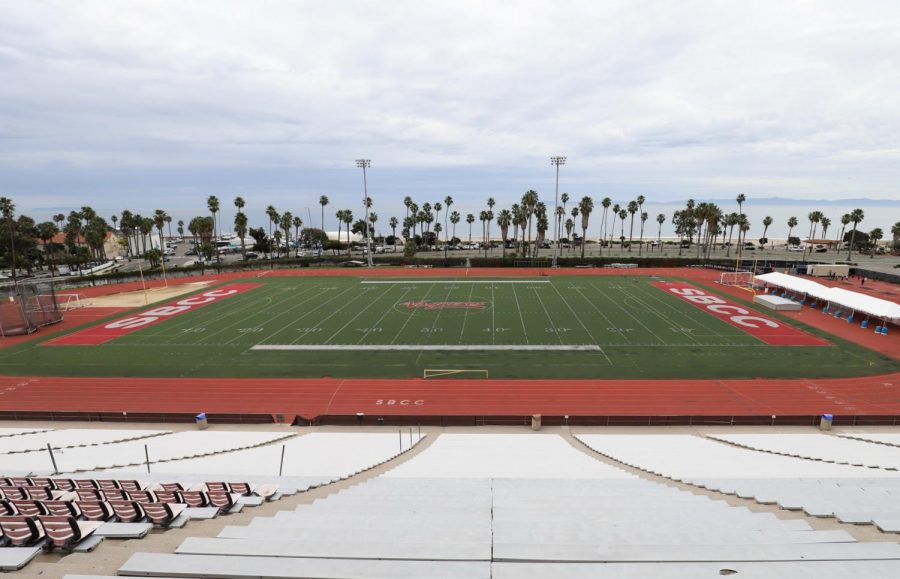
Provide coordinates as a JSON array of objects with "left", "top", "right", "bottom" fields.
[
  {"left": 719, "top": 271, "right": 754, "bottom": 288},
  {"left": 423, "top": 369, "right": 489, "bottom": 379},
  {"left": 49, "top": 294, "right": 86, "bottom": 311}
]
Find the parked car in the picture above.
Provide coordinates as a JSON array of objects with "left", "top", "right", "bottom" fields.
[
  {"left": 814, "top": 244, "right": 828, "bottom": 253},
  {"left": 786, "top": 245, "right": 805, "bottom": 252}
]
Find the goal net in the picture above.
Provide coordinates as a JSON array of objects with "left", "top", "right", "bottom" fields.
[
  {"left": 0, "top": 281, "right": 64, "bottom": 336},
  {"left": 50, "top": 293, "right": 85, "bottom": 311},
  {"left": 719, "top": 271, "right": 754, "bottom": 288}
]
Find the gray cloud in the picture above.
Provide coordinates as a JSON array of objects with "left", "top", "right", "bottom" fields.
[{"left": 1, "top": 0, "right": 898, "bottom": 232}]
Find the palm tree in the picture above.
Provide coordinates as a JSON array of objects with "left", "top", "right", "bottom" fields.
[
  {"left": 534, "top": 203, "right": 548, "bottom": 258},
  {"left": 570, "top": 207, "right": 579, "bottom": 253},
  {"left": 234, "top": 212, "right": 248, "bottom": 259},
  {"left": 724, "top": 212, "right": 739, "bottom": 256},
  {"left": 498, "top": 209, "right": 511, "bottom": 258},
  {"left": 869, "top": 228, "right": 883, "bottom": 257},
  {"left": 466, "top": 214, "right": 475, "bottom": 245},
  {"left": 265, "top": 205, "right": 278, "bottom": 257},
  {"left": 618, "top": 209, "right": 628, "bottom": 249},
  {"left": 847, "top": 209, "right": 864, "bottom": 259},
  {"left": 403, "top": 196, "right": 412, "bottom": 228},
  {"left": 522, "top": 190, "right": 539, "bottom": 258},
  {"left": 805, "top": 211, "right": 822, "bottom": 258},
  {"left": 761, "top": 216, "right": 773, "bottom": 248},
  {"left": 293, "top": 216, "right": 303, "bottom": 256},
  {"left": 600, "top": 197, "right": 612, "bottom": 247},
  {"left": 389, "top": 216, "right": 398, "bottom": 251},
  {"left": 636, "top": 195, "right": 645, "bottom": 230},
  {"left": 207, "top": 195, "right": 220, "bottom": 261},
  {"left": 111, "top": 214, "right": 118, "bottom": 231},
  {"left": 610, "top": 203, "right": 621, "bottom": 248},
  {"left": 177, "top": 220, "right": 184, "bottom": 240},
  {"left": 565, "top": 218, "right": 574, "bottom": 251},
  {"left": 578, "top": 196, "right": 594, "bottom": 258},
  {"left": 787, "top": 216, "right": 798, "bottom": 246},
  {"left": 838, "top": 214, "right": 851, "bottom": 245},
  {"left": 443, "top": 196, "right": 453, "bottom": 246},
  {"left": 0, "top": 197, "right": 16, "bottom": 283},
  {"left": 892, "top": 221, "right": 900, "bottom": 253},
  {"left": 334, "top": 209, "right": 344, "bottom": 255},
  {"left": 342, "top": 210, "right": 353, "bottom": 255},
  {"left": 165, "top": 215, "right": 172, "bottom": 241},
  {"left": 153, "top": 210, "right": 168, "bottom": 257},
  {"left": 560, "top": 192, "right": 570, "bottom": 244},
  {"left": 656, "top": 213, "right": 666, "bottom": 251},
  {"left": 486, "top": 198, "right": 496, "bottom": 253},
  {"left": 819, "top": 216, "right": 831, "bottom": 245},
  {"left": 479, "top": 211, "right": 488, "bottom": 255},
  {"left": 433, "top": 202, "right": 442, "bottom": 245},
  {"left": 638, "top": 212, "right": 648, "bottom": 256},
  {"left": 450, "top": 211, "right": 460, "bottom": 243},
  {"left": 280, "top": 211, "right": 293, "bottom": 256},
  {"left": 319, "top": 196, "right": 329, "bottom": 231},
  {"left": 736, "top": 193, "right": 746, "bottom": 216},
  {"left": 626, "top": 200, "right": 638, "bottom": 251}
]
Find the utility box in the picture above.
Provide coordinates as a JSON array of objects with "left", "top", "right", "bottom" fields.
[
  {"left": 531, "top": 414, "right": 542, "bottom": 431},
  {"left": 819, "top": 413, "right": 833, "bottom": 431},
  {"left": 195, "top": 412, "right": 209, "bottom": 430}
]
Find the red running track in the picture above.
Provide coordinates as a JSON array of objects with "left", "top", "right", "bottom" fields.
[{"left": 1, "top": 373, "right": 898, "bottom": 422}]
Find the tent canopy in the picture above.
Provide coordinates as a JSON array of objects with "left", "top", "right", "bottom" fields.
[{"left": 754, "top": 272, "right": 900, "bottom": 323}]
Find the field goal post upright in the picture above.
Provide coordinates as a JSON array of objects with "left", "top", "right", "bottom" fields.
[{"left": 424, "top": 369, "right": 489, "bottom": 379}]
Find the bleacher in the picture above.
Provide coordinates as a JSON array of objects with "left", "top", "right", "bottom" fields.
[
  {"left": 106, "top": 433, "right": 900, "bottom": 578},
  {"left": 0, "top": 428, "right": 426, "bottom": 571}
]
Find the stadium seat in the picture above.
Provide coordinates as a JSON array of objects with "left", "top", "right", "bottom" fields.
[
  {"left": 157, "top": 482, "right": 186, "bottom": 492},
  {"left": 51, "top": 478, "right": 77, "bottom": 491},
  {"left": 78, "top": 501, "right": 114, "bottom": 521},
  {"left": 153, "top": 490, "right": 184, "bottom": 504},
  {"left": 143, "top": 502, "right": 186, "bottom": 527},
  {"left": 0, "top": 486, "right": 28, "bottom": 500},
  {"left": 44, "top": 500, "right": 83, "bottom": 519},
  {"left": 0, "top": 515, "right": 45, "bottom": 547},
  {"left": 76, "top": 489, "right": 105, "bottom": 502},
  {"left": 0, "top": 500, "right": 15, "bottom": 515},
  {"left": 206, "top": 491, "right": 236, "bottom": 512},
  {"left": 74, "top": 479, "right": 100, "bottom": 489},
  {"left": 179, "top": 491, "right": 211, "bottom": 508},
  {"left": 107, "top": 500, "right": 146, "bottom": 523},
  {"left": 38, "top": 515, "right": 101, "bottom": 551},
  {"left": 21, "top": 486, "right": 54, "bottom": 501},
  {"left": 126, "top": 491, "right": 157, "bottom": 504},
  {"left": 10, "top": 500, "right": 49, "bottom": 517}
]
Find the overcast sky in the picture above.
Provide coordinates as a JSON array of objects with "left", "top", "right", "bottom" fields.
[{"left": 2, "top": 0, "right": 899, "bottom": 232}]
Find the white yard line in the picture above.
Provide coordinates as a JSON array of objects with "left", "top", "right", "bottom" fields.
[
  {"left": 589, "top": 282, "right": 666, "bottom": 344},
  {"left": 221, "top": 285, "right": 333, "bottom": 346},
  {"left": 323, "top": 284, "right": 398, "bottom": 344},
  {"left": 252, "top": 344, "right": 602, "bottom": 351},
  {"left": 288, "top": 285, "right": 374, "bottom": 345},
  {"left": 200, "top": 284, "right": 322, "bottom": 343},
  {"left": 357, "top": 287, "right": 411, "bottom": 344},
  {"left": 532, "top": 283, "right": 564, "bottom": 345},
  {"left": 510, "top": 284, "right": 530, "bottom": 345},
  {"left": 457, "top": 283, "right": 479, "bottom": 345},
  {"left": 548, "top": 281, "right": 613, "bottom": 366},
  {"left": 256, "top": 284, "right": 357, "bottom": 345},
  {"left": 390, "top": 283, "right": 439, "bottom": 345}
]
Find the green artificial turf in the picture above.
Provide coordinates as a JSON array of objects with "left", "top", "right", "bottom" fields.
[{"left": 2, "top": 275, "right": 896, "bottom": 380}]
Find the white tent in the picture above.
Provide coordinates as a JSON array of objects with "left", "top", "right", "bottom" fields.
[{"left": 755, "top": 272, "right": 900, "bottom": 323}]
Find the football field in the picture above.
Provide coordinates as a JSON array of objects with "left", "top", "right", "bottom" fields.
[{"left": 2, "top": 275, "right": 896, "bottom": 380}]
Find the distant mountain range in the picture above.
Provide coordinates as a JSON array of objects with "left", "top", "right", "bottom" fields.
[{"left": 695, "top": 197, "right": 900, "bottom": 207}]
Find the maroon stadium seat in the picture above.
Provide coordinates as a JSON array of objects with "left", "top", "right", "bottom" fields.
[
  {"left": 143, "top": 502, "right": 186, "bottom": 527},
  {"left": 179, "top": 491, "right": 210, "bottom": 507},
  {"left": 206, "top": 491, "right": 235, "bottom": 512},
  {"left": 22, "top": 486, "right": 54, "bottom": 501},
  {"left": 38, "top": 515, "right": 101, "bottom": 550},
  {"left": 10, "top": 500, "right": 49, "bottom": 517},
  {"left": 154, "top": 490, "right": 183, "bottom": 504},
  {"left": 0, "top": 515, "right": 45, "bottom": 547},
  {"left": 44, "top": 500, "right": 82, "bottom": 518},
  {"left": 108, "top": 500, "right": 146, "bottom": 523},
  {"left": 78, "top": 501, "right": 113, "bottom": 521},
  {"left": 76, "top": 489, "right": 105, "bottom": 502},
  {"left": 0, "top": 486, "right": 28, "bottom": 500},
  {"left": 127, "top": 491, "right": 157, "bottom": 504},
  {"left": 51, "top": 478, "right": 76, "bottom": 491}
]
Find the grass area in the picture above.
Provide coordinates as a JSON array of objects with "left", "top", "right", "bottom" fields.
[{"left": 2, "top": 275, "right": 897, "bottom": 379}]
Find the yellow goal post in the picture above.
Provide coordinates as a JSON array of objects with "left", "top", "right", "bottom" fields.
[{"left": 423, "top": 369, "right": 489, "bottom": 379}]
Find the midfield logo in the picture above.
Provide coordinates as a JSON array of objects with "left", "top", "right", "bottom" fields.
[{"left": 402, "top": 301, "right": 486, "bottom": 310}]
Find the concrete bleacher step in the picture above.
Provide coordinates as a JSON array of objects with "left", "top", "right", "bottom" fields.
[
  {"left": 0, "top": 546, "right": 42, "bottom": 572},
  {"left": 118, "top": 552, "right": 491, "bottom": 578},
  {"left": 176, "top": 536, "right": 492, "bottom": 561},
  {"left": 95, "top": 522, "right": 154, "bottom": 538},
  {"left": 492, "top": 541, "right": 900, "bottom": 563},
  {"left": 492, "top": 560, "right": 900, "bottom": 578}
]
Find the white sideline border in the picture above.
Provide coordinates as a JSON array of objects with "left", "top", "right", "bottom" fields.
[
  {"left": 360, "top": 280, "right": 550, "bottom": 284},
  {"left": 252, "top": 344, "right": 600, "bottom": 351}
]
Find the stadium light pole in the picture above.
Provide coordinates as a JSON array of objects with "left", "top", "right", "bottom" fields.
[
  {"left": 550, "top": 156, "right": 566, "bottom": 267},
  {"left": 355, "top": 159, "right": 374, "bottom": 267}
]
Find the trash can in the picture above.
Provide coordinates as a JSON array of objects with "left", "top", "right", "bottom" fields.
[
  {"left": 531, "top": 414, "right": 542, "bottom": 431},
  {"left": 819, "top": 413, "right": 833, "bottom": 431},
  {"left": 195, "top": 412, "right": 208, "bottom": 430}
]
